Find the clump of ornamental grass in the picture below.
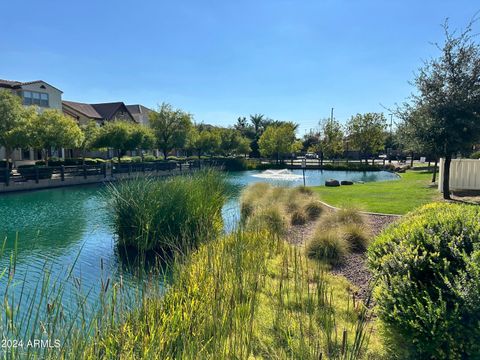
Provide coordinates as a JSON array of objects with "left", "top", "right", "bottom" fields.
[
  {"left": 240, "top": 183, "right": 323, "bottom": 234},
  {"left": 290, "top": 209, "right": 308, "bottom": 226},
  {"left": 306, "top": 228, "right": 350, "bottom": 265},
  {"left": 108, "top": 169, "right": 227, "bottom": 255},
  {"left": 307, "top": 206, "right": 372, "bottom": 263},
  {"left": 303, "top": 200, "right": 325, "bottom": 220},
  {"left": 245, "top": 206, "right": 286, "bottom": 236},
  {"left": 321, "top": 207, "right": 365, "bottom": 228},
  {"left": 342, "top": 223, "right": 371, "bottom": 251}
]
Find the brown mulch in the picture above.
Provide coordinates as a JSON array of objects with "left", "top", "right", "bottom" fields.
[{"left": 286, "top": 212, "right": 400, "bottom": 303}]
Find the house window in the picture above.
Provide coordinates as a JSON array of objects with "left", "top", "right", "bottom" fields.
[{"left": 23, "top": 91, "right": 49, "bottom": 107}]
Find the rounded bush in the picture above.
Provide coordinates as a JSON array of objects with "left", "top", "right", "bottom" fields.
[
  {"left": 306, "top": 228, "right": 349, "bottom": 265},
  {"left": 303, "top": 200, "right": 324, "bottom": 220},
  {"left": 368, "top": 203, "right": 480, "bottom": 359},
  {"left": 290, "top": 209, "right": 307, "bottom": 226},
  {"left": 470, "top": 150, "right": 480, "bottom": 159}
]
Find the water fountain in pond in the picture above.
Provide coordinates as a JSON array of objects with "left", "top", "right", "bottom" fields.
[{"left": 252, "top": 169, "right": 303, "bottom": 180}]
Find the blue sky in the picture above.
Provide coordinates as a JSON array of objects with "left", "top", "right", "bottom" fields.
[{"left": 1, "top": 0, "right": 479, "bottom": 135}]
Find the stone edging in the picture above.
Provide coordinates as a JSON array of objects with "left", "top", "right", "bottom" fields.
[{"left": 316, "top": 199, "right": 403, "bottom": 218}]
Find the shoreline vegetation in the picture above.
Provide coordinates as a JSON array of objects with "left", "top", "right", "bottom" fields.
[{"left": 2, "top": 170, "right": 478, "bottom": 358}]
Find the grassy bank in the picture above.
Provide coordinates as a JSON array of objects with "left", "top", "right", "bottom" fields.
[
  {"left": 313, "top": 170, "right": 439, "bottom": 215},
  {"left": 83, "top": 229, "right": 379, "bottom": 359}
]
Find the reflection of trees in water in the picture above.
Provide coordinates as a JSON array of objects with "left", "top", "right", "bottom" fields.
[{"left": 0, "top": 186, "right": 104, "bottom": 257}]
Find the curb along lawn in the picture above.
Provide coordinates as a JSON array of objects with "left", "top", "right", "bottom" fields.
[{"left": 313, "top": 170, "right": 439, "bottom": 215}]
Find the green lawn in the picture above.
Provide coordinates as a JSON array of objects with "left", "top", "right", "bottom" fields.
[{"left": 313, "top": 170, "right": 440, "bottom": 215}]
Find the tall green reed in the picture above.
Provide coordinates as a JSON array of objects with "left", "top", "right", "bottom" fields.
[{"left": 107, "top": 169, "right": 228, "bottom": 255}]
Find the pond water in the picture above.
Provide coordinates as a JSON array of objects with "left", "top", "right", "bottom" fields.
[{"left": 0, "top": 169, "right": 397, "bottom": 322}]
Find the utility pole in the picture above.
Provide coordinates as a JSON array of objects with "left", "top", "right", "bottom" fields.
[{"left": 388, "top": 114, "right": 394, "bottom": 164}]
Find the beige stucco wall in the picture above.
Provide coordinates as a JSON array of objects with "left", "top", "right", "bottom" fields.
[{"left": 19, "top": 82, "right": 63, "bottom": 110}]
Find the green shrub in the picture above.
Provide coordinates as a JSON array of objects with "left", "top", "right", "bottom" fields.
[
  {"left": 303, "top": 200, "right": 324, "bottom": 220},
  {"left": 368, "top": 203, "right": 480, "bottom": 359},
  {"left": 142, "top": 154, "right": 157, "bottom": 162},
  {"left": 470, "top": 150, "right": 480, "bottom": 159},
  {"left": 210, "top": 157, "right": 249, "bottom": 171},
  {"left": 306, "top": 228, "right": 349, "bottom": 265},
  {"left": 341, "top": 223, "right": 370, "bottom": 251},
  {"left": 108, "top": 170, "right": 227, "bottom": 254}
]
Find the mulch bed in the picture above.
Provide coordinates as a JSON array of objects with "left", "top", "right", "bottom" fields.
[{"left": 286, "top": 212, "right": 400, "bottom": 303}]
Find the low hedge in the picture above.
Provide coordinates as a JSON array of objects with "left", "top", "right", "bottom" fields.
[
  {"left": 368, "top": 203, "right": 480, "bottom": 359},
  {"left": 17, "top": 165, "right": 53, "bottom": 180},
  {"left": 470, "top": 150, "right": 480, "bottom": 159},
  {"left": 0, "top": 160, "right": 12, "bottom": 170},
  {"left": 35, "top": 158, "right": 106, "bottom": 166}
]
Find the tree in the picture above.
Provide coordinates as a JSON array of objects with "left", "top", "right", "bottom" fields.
[
  {"left": 0, "top": 89, "right": 31, "bottom": 166},
  {"left": 187, "top": 126, "right": 221, "bottom": 158},
  {"left": 129, "top": 125, "right": 155, "bottom": 159},
  {"left": 399, "top": 20, "right": 480, "bottom": 199},
  {"left": 347, "top": 113, "right": 386, "bottom": 163},
  {"left": 79, "top": 120, "right": 101, "bottom": 165},
  {"left": 219, "top": 128, "right": 251, "bottom": 156},
  {"left": 94, "top": 121, "right": 147, "bottom": 163},
  {"left": 320, "top": 119, "right": 344, "bottom": 159},
  {"left": 302, "top": 130, "right": 321, "bottom": 154},
  {"left": 248, "top": 114, "right": 266, "bottom": 158},
  {"left": 28, "top": 109, "right": 84, "bottom": 165},
  {"left": 258, "top": 123, "right": 298, "bottom": 163},
  {"left": 149, "top": 103, "right": 192, "bottom": 160}
]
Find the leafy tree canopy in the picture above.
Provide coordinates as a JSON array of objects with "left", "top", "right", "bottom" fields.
[
  {"left": 149, "top": 103, "right": 192, "bottom": 159},
  {"left": 28, "top": 109, "right": 84, "bottom": 164},
  {"left": 0, "top": 89, "right": 32, "bottom": 164},
  {"left": 347, "top": 113, "right": 386, "bottom": 159},
  {"left": 398, "top": 19, "right": 480, "bottom": 198},
  {"left": 258, "top": 123, "right": 299, "bottom": 161}
]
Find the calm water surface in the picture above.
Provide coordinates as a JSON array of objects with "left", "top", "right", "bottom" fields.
[{"left": 0, "top": 170, "right": 398, "bottom": 317}]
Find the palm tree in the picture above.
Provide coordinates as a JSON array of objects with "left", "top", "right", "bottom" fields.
[{"left": 249, "top": 114, "right": 265, "bottom": 137}]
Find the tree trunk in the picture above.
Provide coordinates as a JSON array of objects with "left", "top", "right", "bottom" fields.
[
  {"left": 43, "top": 149, "right": 49, "bottom": 166},
  {"left": 442, "top": 155, "right": 452, "bottom": 200},
  {"left": 117, "top": 149, "right": 121, "bottom": 164},
  {"left": 410, "top": 152, "right": 414, "bottom": 167},
  {"left": 432, "top": 159, "right": 438, "bottom": 183},
  {"left": 163, "top": 149, "right": 168, "bottom": 160},
  {"left": 320, "top": 152, "right": 324, "bottom": 166},
  {"left": 5, "top": 147, "right": 12, "bottom": 169}
]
